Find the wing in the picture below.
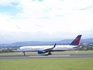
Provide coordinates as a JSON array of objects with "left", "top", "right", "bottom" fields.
[{"left": 38, "top": 43, "right": 56, "bottom": 54}]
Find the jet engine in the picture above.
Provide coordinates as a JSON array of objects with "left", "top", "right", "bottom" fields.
[{"left": 38, "top": 50, "right": 44, "bottom": 54}]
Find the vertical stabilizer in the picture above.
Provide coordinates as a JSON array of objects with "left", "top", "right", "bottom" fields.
[{"left": 70, "top": 35, "right": 82, "bottom": 45}]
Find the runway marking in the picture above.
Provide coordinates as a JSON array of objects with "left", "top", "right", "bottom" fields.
[{"left": 28, "top": 55, "right": 70, "bottom": 58}]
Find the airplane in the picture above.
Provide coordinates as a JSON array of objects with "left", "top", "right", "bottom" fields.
[{"left": 16, "top": 35, "right": 82, "bottom": 56}]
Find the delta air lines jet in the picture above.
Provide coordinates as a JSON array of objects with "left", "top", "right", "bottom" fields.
[{"left": 16, "top": 35, "right": 82, "bottom": 55}]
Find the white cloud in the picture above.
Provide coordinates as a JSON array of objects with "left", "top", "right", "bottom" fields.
[
  {"left": 0, "top": 0, "right": 18, "bottom": 6},
  {"left": 0, "top": 0, "right": 93, "bottom": 43}
]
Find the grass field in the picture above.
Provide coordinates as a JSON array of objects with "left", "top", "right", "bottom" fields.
[
  {"left": 0, "top": 50, "right": 93, "bottom": 56},
  {"left": 0, "top": 58, "right": 93, "bottom": 70}
]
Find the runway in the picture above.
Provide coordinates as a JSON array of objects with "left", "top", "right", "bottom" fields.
[{"left": 0, "top": 54, "right": 93, "bottom": 59}]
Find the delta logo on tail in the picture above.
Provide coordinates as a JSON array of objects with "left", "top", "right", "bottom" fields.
[{"left": 70, "top": 35, "right": 82, "bottom": 45}]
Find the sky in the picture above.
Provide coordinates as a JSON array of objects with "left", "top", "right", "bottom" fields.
[{"left": 0, "top": 0, "right": 93, "bottom": 44}]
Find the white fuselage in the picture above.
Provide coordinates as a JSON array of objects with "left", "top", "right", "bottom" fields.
[{"left": 16, "top": 45, "right": 77, "bottom": 52}]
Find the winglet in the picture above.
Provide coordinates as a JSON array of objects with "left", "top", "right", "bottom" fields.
[
  {"left": 53, "top": 43, "right": 56, "bottom": 48},
  {"left": 70, "top": 35, "right": 82, "bottom": 45}
]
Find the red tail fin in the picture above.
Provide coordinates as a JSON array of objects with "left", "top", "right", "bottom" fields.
[{"left": 70, "top": 35, "right": 82, "bottom": 45}]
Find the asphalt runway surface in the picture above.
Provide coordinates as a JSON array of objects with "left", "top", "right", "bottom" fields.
[{"left": 0, "top": 54, "right": 93, "bottom": 59}]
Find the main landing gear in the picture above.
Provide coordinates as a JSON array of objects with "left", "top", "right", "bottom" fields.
[{"left": 47, "top": 51, "right": 52, "bottom": 55}]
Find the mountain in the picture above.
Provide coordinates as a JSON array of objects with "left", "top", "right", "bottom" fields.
[{"left": 0, "top": 38, "right": 93, "bottom": 47}]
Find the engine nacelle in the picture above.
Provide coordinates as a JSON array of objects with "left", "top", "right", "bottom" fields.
[{"left": 38, "top": 50, "right": 44, "bottom": 54}]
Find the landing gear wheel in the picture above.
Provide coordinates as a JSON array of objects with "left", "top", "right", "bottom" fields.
[{"left": 48, "top": 52, "right": 52, "bottom": 55}]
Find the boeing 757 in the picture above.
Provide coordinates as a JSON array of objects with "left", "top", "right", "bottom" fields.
[{"left": 16, "top": 35, "right": 82, "bottom": 55}]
